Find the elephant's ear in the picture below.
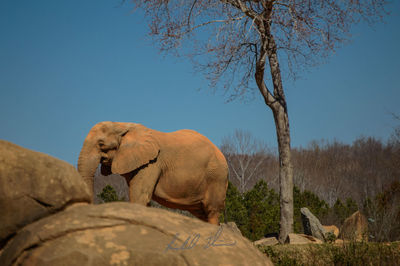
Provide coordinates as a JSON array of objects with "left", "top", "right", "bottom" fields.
[{"left": 111, "top": 129, "right": 160, "bottom": 175}]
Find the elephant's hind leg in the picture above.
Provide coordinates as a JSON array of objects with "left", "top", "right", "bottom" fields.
[
  {"left": 188, "top": 208, "right": 208, "bottom": 223},
  {"left": 186, "top": 205, "right": 220, "bottom": 224},
  {"left": 203, "top": 189, "right": 226, "bottom": 225},
  {"left": 203, "top": 204, "right": 221, "bottom": 225},
  {"left": 202, "top": 174, "right": 228, "bottom": 225}
]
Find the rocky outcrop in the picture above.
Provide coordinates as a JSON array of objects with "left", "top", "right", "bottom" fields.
[
  {"left": 0, "top": 141, "right": 272, "bottom": 266},
  {"left": 0, "top": 140, "right": 91, "bottom": 248},
  {"left": 224, "top": 221, "right": 243, "bottom": 236},
  {"left": 254, "top": 233, "right": 323, "bottom": 246},
  {"left": 300, "top": 207, "right": 327, "bottom": 241},
  {"left": 287, "top": 233, "right": 323, "bottom": 244},
  {"left": 339, "top": 211, "right": 368, "bottom": 241},
  {"left": 1, "top": 202, "right": 273, "bottom": 266}
]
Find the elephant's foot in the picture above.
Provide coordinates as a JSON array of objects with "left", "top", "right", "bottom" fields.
[
  {"left": 189, "top": 207, "right": 220, "bottom": 225},
  {"left": 208, "top": 216, "right": 219, "bottom": 225},
  {"left": 206, "top": 211, "right": 220, "bottom": 225}
]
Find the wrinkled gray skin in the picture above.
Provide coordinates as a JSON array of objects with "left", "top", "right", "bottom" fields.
[{"left": 78, "top": 121, "right": 228, "bottom": 224}]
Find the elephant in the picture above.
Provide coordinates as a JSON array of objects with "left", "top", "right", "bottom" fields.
[{"left": 77, "top": 121, "right": 228, "bottom": 225}]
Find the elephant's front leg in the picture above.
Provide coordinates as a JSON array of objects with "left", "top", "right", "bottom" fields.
[{"left": 125, "top": 164, "right": 161, "bottom": 205}]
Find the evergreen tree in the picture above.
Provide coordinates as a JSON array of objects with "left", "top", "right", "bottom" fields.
[
  {"left": 243, "top": 180, "right": 280, "bottom": 241},
  {"left": 97, "top": 184, "right": 124, "bottom": 203},
  {"left": 221, "top": 182, "right": 249, "bottom": 234}
]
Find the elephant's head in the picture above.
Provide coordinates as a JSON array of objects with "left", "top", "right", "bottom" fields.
[{"left": 77, "top": 122, "right": 160, "bottom": 197}]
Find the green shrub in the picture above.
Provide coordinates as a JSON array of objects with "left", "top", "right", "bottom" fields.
[
  {"left": 325, "top": 231, "right": 337, "bottom": 244},
  {"left": 262, "top": 246, "right": 303, "bottom": 266},
  {"left": 97, "top": 184, "right": 125, "bottom": 203}
]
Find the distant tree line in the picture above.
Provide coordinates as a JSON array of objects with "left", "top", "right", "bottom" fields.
[
  {"left": 222, "top": 126, "right": 400, "bottom": 208},
  {"left": 221, "top": 122, "right": 400, "bottom": 242}
]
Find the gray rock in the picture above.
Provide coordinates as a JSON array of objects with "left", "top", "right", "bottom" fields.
[
  {"left": 1, "top": 202, "right": 273, "bottom": 266},
  {"left": 300, "top": 207, "right": 327, "bottom": 241},
  {"left": 0, "top": 140, "right": 91, "bottom": 248},
  {"left": 224, "top": 221, "right": 243, "bottom": 236}
]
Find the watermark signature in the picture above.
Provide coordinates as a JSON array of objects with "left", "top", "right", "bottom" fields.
[{"left": 165, "top": 226, "right": 237, "bottom": 252}]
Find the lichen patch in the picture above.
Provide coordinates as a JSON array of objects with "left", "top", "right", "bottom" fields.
[{"left": 110, "top": 250, "right": 130, "bottom": 266}]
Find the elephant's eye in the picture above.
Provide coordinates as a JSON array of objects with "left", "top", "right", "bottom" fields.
[{"left": 98, "top": 140, "right": 105, "bottom": 148}]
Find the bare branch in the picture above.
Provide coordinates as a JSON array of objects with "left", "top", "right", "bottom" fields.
[
  {"left": 189, "top": 15, "right": 246, "bottom": 33},
  {"left": 187, "top": 0, "right": 198, "bottom": 26}
]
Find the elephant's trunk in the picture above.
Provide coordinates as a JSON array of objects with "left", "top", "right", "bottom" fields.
[{"left": 78, "top": 138, "right": 101, "bottom": 202}]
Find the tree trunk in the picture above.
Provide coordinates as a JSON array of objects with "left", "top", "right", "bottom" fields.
[
  {"left": 222, "top": 1, "right": 294, "bottom": 243},
  {"left": 255, "top": 94, "right": 294, "bottom": 244},
  {"left": 268, "top": 53, "right": 294, "bottom": 243},
  {"left": 273, "top": 105, "right": 294, "bottom": 243},
  {"left": 254, "top": 21, "right": 294, "bottom": 243}
]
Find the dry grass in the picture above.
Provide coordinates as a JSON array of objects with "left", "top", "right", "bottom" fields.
[{"left": 259, "top": 241, "right": 400, "bottom": 266}]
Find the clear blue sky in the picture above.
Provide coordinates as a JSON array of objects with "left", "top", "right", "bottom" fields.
[{"left": 1, "top": 1, "right": 399, "bottom": 165}]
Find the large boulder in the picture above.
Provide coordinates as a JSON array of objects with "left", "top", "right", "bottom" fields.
[
  {"left": 339, "top": 211, "right": 368, "bottom": 241},
  {"left": 254, "top": 237, "right": 279, "bottom": 246},
  {"left": 0, "top": 202, "right": 273, "bottom": 266},
  {"left": 287, "top": 233, "right": 323, "bottom": 244},
  {"left": 0, "top": 140, "right": 91, "bottom": 248},
  {"left": 300, "top": 207, "right": 327, "bottom": 241}
]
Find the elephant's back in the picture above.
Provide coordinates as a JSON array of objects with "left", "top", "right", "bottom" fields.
[
  {"left": 173, "top": 129, "right": 227, "bottom": 161},
  {"left": 164, "top": 129, "right": 214, "bottom": 148},
  {"left": 165, "top": 129, "right": 228, "bottom": 175},
  {"left": 157, "top": 129, "right": 227, "bottom": 172}
]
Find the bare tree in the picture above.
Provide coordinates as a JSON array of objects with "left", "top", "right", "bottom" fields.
[
  {"left": 390, "top": 113, "right": 400, "bottom": 146},
  {"left": 131, "top": 0, "right": 389, "bottom": 243},
  {"left": 364, "top": 181, "right": 400, "bottom": 242},
  {"left": 221, "top": 130, "right": 271, "bottom": 193}
]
